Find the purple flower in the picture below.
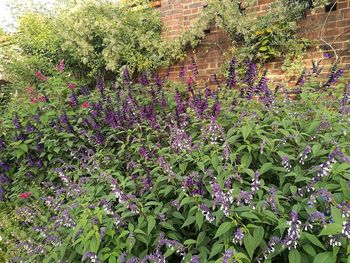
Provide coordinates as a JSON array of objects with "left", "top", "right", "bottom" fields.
[
  {"left": 69, "top": 92, "right": 78, "bottom": 107},
  {"left": 308, "top": 211, "right": 326, "bottom": 226},
  {"left": 342, "top": 219, "right": 350, "bottom": 238},
  {"left": 324, "top": 65, "right": 344, "bottom": 88},
  {"left": 82, "top": 252, "right": 100, "bottom": 262},
  {"left": 232, "top": 228, "right": 244, "bottom": 245},
  {"left": 295, "top": 69, "right": 306, "bottom": 87},
  {"left": 244, "top": 60, "right": 256, "bottom": 86},
  {"left": 172, "top": 200, "right": 180, "bottom": 209},
  {"left": 211, "top": 100, "right": 221, "bottom": 119},
  {"left": 159, "top": 157, "right": 176, "bottom": 180},
  {"left": 190, "top": 256, "right": 200, "bottom": 263},
  {"left": 139, "top": 72, "right": 149, "bottom": 86},
  {"left": 198, "top": 203, "right": 215, "bottom": 223},
  {"left": 251, "top": 171, "right": 260, "bottom": 193},
  {"left": 282, "top": 211, "right": 302, "bottom": 250},
  {"left": 324, "top": 53, "right": 332, "bottom": 59},
  {"left": 26, "top": 123, "right": 36, "bottom": 133},
  {"left": 237, "top": 190, "right": 253, "bottom": 207},
  {"left": 258, "top": 236, "right": 280, "bottom": 262},
  {"left": 13, "top": 115, "right": 22, "bottom": 129},
  {"left": 299, "top": 145, "right": 311, "bottom": 165},
  {"left": 0, "top": 140, "right": 6, "bottom": 151},
  {"left": 282, "top": 156, "right": 291, "bottom": 172},
  {"left": 222, "top": 250, "right": 234, "bottom": 263},
  {"left": 0, "top": 173, "right": 11, "bottom": 184}
]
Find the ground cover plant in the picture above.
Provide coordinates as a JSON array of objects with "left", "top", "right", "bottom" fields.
[{"left": 0, "top": 56, "right": 349, "bottom": 263}]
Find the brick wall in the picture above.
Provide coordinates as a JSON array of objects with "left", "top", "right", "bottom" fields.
[{"left": 157, "top": 0, "right": 350, "bottom": 85}]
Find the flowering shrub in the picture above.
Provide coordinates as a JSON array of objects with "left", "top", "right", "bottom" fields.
[{"left": 0, "top": 60, "right": 350, "bottom": 263}]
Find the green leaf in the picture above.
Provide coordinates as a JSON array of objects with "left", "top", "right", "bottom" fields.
[
  {"left": 209, "top": 243, "right": 224, "bottom": 259},
  {"left": 319, "top": 223, "right": 342, "bottom": 236},
  {"left": 331, "top": 206, "right": 343, "bottom": 224},
  {"left": 313, "top": 252, "right": 335, "bottom": 263},
  {"left": 214, "top": 222, "right": 232, "bottom": 239},
  {"left": 182, "top": 216, "right": 196, "bottom": 228},
  {"left": 243, "top": 233, "right": 256, "bottom": 259},
  {"left": 195, "top": 211, "right": 204, "bottom": 230},
  {"left": 303, "top": 244, "right": 316, "bottom": 257},
  {"left": 260, "top": 163, "right": 272, "bottom": 175},
  {"left": 184, "top": 239, "right": 197, "bottom": 245},
  {"left": 147, "top": 215, "right": 156, "bottom": 235},
  {"left": 89, "top": 237, "right": 100, "bottom": 253},
  {"left": 241, "top": 125, "right": 252, "bottom": 141},
  {"left": 289, "top": 249, "right": 301, "bottom": 263},
  {"left": 303, "top": 232, "right": 325, "bottom": 250}
]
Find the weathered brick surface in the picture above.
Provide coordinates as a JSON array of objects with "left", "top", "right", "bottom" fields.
[{"left": 158, "top": 0, "right": 350, "bottom": 85}]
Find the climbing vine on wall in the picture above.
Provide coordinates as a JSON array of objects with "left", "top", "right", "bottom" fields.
[{"left": 168, "top": 0, "right": 329, "bottom": 74}]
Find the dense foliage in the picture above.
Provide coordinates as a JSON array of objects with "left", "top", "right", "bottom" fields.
[{"left": 0, "top": 57, "right": 349, "bottom": 262}]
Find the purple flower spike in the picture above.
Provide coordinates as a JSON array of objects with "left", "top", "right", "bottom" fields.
[
  {"left": 233, "top": 228, "right": 244, "bottom": 245},
  {"left": 13, "top": 115, "right": 22, "bottom": 129},
  {"left": 191, "top": 256, "right": 200, "bottom": 263},
  {"left": 282, "top": 210, "right": 302, "bottom": 250},
  {"left": 222, "top": 250, "right": 234, "bottom": 263}
]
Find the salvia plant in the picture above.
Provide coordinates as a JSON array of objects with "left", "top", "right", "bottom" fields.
[{"left": 0, "top": 58, "right": 349, "bottom": 263}]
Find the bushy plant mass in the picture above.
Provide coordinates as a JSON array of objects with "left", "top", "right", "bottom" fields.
[{"left": 0, "top": 55, "right": 349, "bottom": 263}]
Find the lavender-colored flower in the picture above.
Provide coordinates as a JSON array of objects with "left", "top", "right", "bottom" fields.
[
  {"left": 329, "top": 235, "right": 341, "bottom": 247},
  {"left": 82, "top": 252, "right": 100, "bottom": 262},
  {"left": 211, "top": 99, "right": 221, "bottom": 119},
  {"left": 236, "top": 190, "right": 253, "bottom": 207},
  {"left": 324, "top": 53, "right": 332, "bottom": 59},
  {"left": 295, "top": 69, "right": 306, "bottom": 87},
  {"left": 258, "top": 236, "right": 280, "bottom": 262},
  {"left": 324, "top": 65, "right": 344, "bottom": 88},
  {"left": 26, "top": 123, "right": 36, "bottom": 133},
  {"left": 190, "top": 256, "right": 200, "bottom": 263},
  {"left": 198, "top": 203, "right": 215, "bottom": 223},
  {"left": 244, "top": 60, "right": 256, "bottom": 86},
  {"left": 266, "top": 187, "right": 277, "bottom": 212},
  {"left": 299, "top": 145, "right": 311, "bottom": 165},
  {"left": 342, "top": 219, "right": 350, "bottom": 238},
  {"left": 79, "top": 86, "right": 90, "bottom": 96},
  {"left": 201, "top": 117, "right": 224, "bottom": 145},
  {"left": 159, "top": 157, "right": 176, "bottom": 180},
  {"left": 13, "top": 114, "right": 22, "bottom": 129},
  {"left": 172, "top": 200, "right": 180, "bottom": 210},
  {"left": 222, "top": 249, "right": 234, "bottom": 263},
  {"left": 251, "top": 171, "right": 260, "bottom": 193},
  {"left": 0, "top": 173, "right": 11, "bottom": 184},
  {"left": 69, "top": 92, "right": 78, "bottom": 107},
  {"left": 158, "top": 212, "right": 167, "bottom": 223},
  {"left": 282, "top": 156, "right": 291, "bottom": 172},
  {"left": 139, "top": 72, "right": 149, "bottom": 86},
  {"left": 232, "top": 228, "right": 244, "bottom": 245},
  {"left": 170, "top": 126, "right": 192, "bottom": 152},
  {"left": 282, "top": 211, "right": 302, "bottom": 250},
  {"left": 308, "top": 211, "right": 326, "bottom": 227},
  {"left": 202, "top": 88, "right": 211, "bottom": 103}
]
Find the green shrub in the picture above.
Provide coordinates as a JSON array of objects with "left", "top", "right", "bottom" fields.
[{"left": 0, "top": 59, "right": 349, "bottom": 262}]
